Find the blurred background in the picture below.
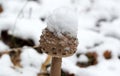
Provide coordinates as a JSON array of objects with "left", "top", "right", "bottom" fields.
[{"left": 0, "top": 0, "right": 120, "bottom": 76}]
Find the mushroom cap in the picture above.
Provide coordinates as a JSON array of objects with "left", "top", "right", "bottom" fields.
[{"left": 39, "top": 28, "right": 78, "bottom": 58}]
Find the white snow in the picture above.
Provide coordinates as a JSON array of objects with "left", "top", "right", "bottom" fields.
[
  {"left": 20, "top": 46, "right": 47, "bottom": 69},
  {"left": 1, "top": 0, "right": 120, "bottom": 76},
  {"left": 46, "top": 7, "right": 78, "bottom": 38},
  {"left": 0, "top": 41, "right": 10, "bottom": 52},
  {"left": 0, "top": 54, "right": 18, "bottom": 76},
  {"left": 0, "top": 18, "right": 46, "bottom": 45},
  {"left": 0, "top": 54, "right": 13, "bottom": 67},
  {"left": 64, "top": 47, "right": 70, "bottom": 51},
  {"left": 78, "top": 54, "right": 89, "bottom": 63}
]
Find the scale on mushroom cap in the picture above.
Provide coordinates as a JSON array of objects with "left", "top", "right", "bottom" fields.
[{"left": 39, "top": 7, "right": 78, "bottom": 76}]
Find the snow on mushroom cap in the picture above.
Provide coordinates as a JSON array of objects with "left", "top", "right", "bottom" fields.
[{"left": 46, "top": 7, "right": 78, "bottom": 38}]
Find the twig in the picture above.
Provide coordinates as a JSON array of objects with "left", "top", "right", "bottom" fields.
[
  {"left": 12, "top": 1, "right": 28, "bottom": 34},
  {"left": 0, "top": 45, "right": 41, "bottom": 57}
]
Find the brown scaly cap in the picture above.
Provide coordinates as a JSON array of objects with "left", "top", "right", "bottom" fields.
[{"left": 39, "top": 28, "right": 78, "bottom": 58}]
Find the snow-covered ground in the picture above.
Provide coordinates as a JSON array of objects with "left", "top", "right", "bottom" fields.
[{"left": 1, "top": 0, "right": 120, "bottom": 76}]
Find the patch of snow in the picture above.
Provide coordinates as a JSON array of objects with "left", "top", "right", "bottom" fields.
[
  {"left": 0, "top": 54, "right": 13, "bottom": 67},
  {"left": 0, "top": 17, "right": 46, "bottom": 45},
  {"left": 77, "top": 29, "right": 104, "bottom": 53},
  {"left": 20, "top": 46, "right": 47, "bottom": 70},
  {"left": 78, "top": 54, "right": 89, "bottom": 63},
  {"left": 0, "top": 41, "right": 10, "bottom": 52},
  {"left": 8, "top": 19, "right": 46, "bottom": 45},
  {"left": 46, "top": 7, "right": 78, "bottom": 38},
  {"left": 62, "top": 59, "right": 80, "bottom": 74},
  {"left": 64, "top": 47, "right": 70, "bottom": 51},
  {"left": 21, "top": 67, "right": 38, "bottom": 76}
]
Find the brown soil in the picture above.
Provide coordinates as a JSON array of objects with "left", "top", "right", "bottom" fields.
[
  {"left": 76, "top": 52, "right": 98, "bottom": 67},
  {"left": 1, "top": 30, "right": 35, "bottom": 48},
  {"left": 103, "top": 50, "right": 112, "bottom": 59},
  {"left": 0, "top": 5, "right": 3, "bottom": 13}
]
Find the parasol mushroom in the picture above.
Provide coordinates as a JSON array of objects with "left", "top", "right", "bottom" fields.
[{"left": 39, "top": 7, "right": 78, "bottom": 76}]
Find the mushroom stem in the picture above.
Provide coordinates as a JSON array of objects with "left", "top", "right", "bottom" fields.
[{"left": 50, "top": 57, "right": 62, "bottom": 76}]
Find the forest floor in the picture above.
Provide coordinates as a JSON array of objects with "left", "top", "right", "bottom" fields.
[{"left": 0, "top": 0, "right": 120, "bottom": 76}]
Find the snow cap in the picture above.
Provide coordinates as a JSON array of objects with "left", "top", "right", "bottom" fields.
[{"left": 46, "top": 7, "right": 78, "bottom": 38}]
